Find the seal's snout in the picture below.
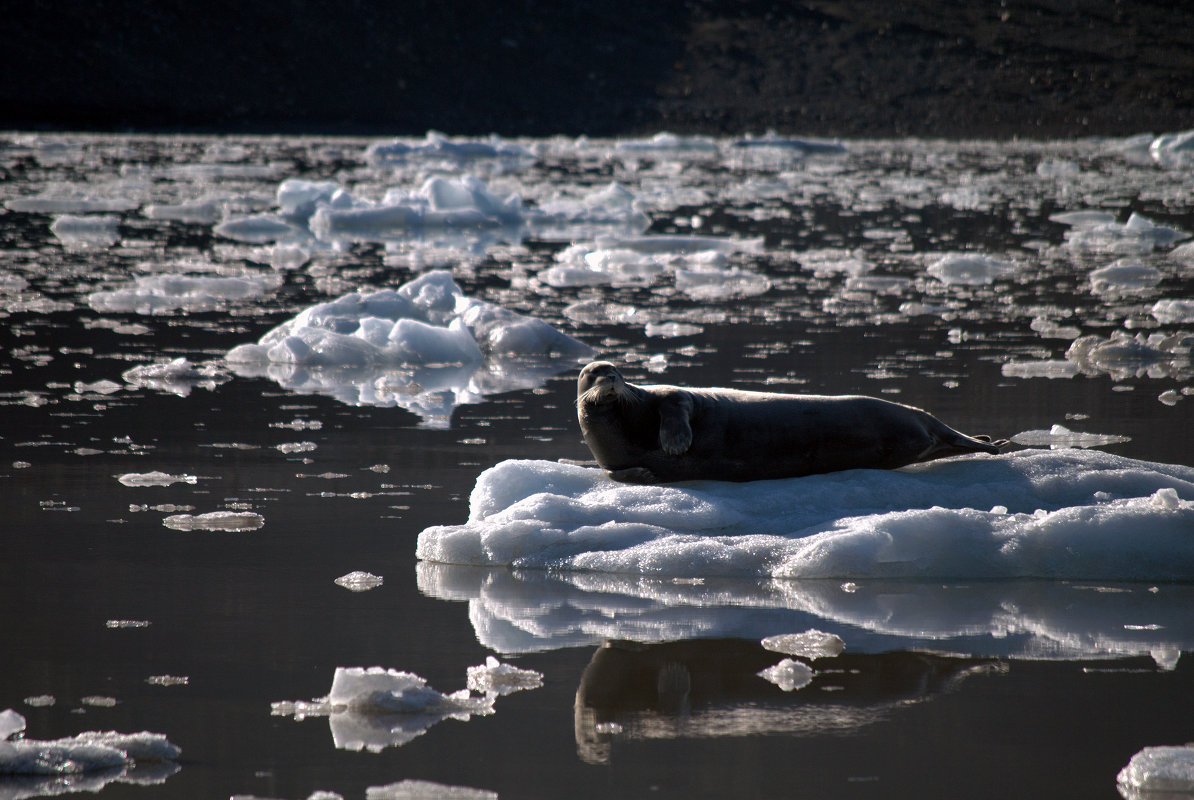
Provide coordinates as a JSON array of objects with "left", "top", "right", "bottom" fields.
[{"left": 577, "top": 361, "right": 626, "bottom": 406}]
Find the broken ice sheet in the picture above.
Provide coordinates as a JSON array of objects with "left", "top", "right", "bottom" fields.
[
  {"left": 162, "top": 511, "right": 264, "bottom": 532},
  {"left": 366, "top": 779, "right": 497, "bottom": 800},
  {"left": 272, "top": 667, "right": 495, "bottom": 752},
  {"left": 122, "top": 357, "right": 230, "bottom": 397},
  {"left": 1010, "top": 424, "right": 1131, "bottom": 450},
  {"left": 116, "top": 471, "right": 198, "bottom": 487}
]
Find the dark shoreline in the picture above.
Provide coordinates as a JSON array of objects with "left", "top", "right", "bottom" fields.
[{"left": 3, "top": 1, "right": 1193, "bottom": 140}]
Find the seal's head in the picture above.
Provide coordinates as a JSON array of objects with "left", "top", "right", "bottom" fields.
[{"left": 577, "top": 361, "right": 636, "bottom": 407}]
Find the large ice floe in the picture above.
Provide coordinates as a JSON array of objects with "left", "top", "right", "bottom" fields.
[
  {"left": 0, "top": 709, "right": 180, "bottom": 800},
  {"left": 224, "top": 270, "right": 592, "bottom": 425},
  {"left": 1118, "top": 745, "right": 1194, "bottom": 798},
  {"left": 271, "top": 662, "right": 540, "bottom": 753},
  {"left": 416, "top": 449, "right": 1194, "bottom": 581}
]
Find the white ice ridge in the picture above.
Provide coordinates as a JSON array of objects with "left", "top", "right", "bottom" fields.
[
  {"left": 271, "top": 665, "right": 517, "bottom": 753},
  {"left": 216, "top": 174, "right": 649, "bottom": 246},
  {"left": 1117, "top": 745, "right": 1194, "bottom": 795},
  {"left": 223, "top": 270, "right": 591, "bottom": 424},
  {"left": 415, "top": 449, "right": 1194, "bottom": 581},
  {"left": 0, "top": 709, "right": 180, "bottom": 775},
  {"left": 416, "top": 563, "right": 1194, "bottom": 661}
]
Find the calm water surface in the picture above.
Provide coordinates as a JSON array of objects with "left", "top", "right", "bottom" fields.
[{"left": 1, "top": 132, "right": 1192, "bottom": 799}]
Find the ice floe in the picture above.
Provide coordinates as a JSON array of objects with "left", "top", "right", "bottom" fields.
[
  {"left": 465, "top": 656, "right": 544, "bottom": 696},
  {"left": 761, "top": 629, "right": 845, "bottom": 660},
  {"left": 1057, "top": 212, "right": 1190, "bottom": 255},
  {"left": 224, "top": 270, "right": 591, "bottom": 424},
  {"left": 1010, "top": 425, "right": 1131, "bottom": 450},
  {"left": 1066, "top": 331, "right": 1193, "bottom": 381},
  {"left": 366, "top": 132, "right": 535, "bottom": 167},
  {"left": 0, "top": 709, "right": 180, "bottom": 799},
  {"left": 1152, "top": 299, "right": 1194, "bottom": 324},
  {"left": 334, "top": 571, "right": 384, "bottom": 592},
  {"left": 416, "top": 450, "right": 1194, "bottom": 581},
  {"left": 757, "top": 659, "right": 815, "bottom": 692},
  {"left": 539, "top": 234, "right": 764, "bottom": 289},
  {"left": 366, "top": 780, "right": 497, "bottom": 800},
  {"left": 272, "top": 666, "right": 501, "bottom": 752},
  {"left": 1149, "top": 129, "right": 1194, "bottom": 167},
  {"left": 1117, "top": 745, "right": 1194, "bottom": 796},
  {"left": 49, "top": 214, "right": 120, "bottom": 248},
  {"left": 926, "top": 253, "right": 1016, "bottom": 286},
  {"left": 88, "top": 273, "right": 281, "bottom": 314},
  {"left": 121, "top": 357, "right": 230, "bottom": 397},
  {"left": 1089, "top": 260, "right": 1162, "bottom": 293},
  {"left": 162, "top": 511, "right": 264, "bottom": 532},
  {"left": 116, "top": 471, "right": 198, "bottom": 487}
]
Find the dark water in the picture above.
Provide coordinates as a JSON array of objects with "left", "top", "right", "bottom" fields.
[{"left": 1, "top": 133, "right": 1192, "bottom": 799}]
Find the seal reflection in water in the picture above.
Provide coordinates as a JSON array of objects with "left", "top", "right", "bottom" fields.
[{"left": 576, "top": 361, "right": 1007, "bottom": 484}]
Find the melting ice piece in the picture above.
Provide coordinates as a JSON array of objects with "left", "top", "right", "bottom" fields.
[
  {"left": 89, "top": 274, "right": 280, "bottom": 314},
  {"left": 5, "top": 193, "right": 138, "bottom": 214},
  {"left": 50, "top": 214, "right": 121, "bottom": 247},
  {"left": 366, "top": 132, "right": 535, "bottom": 166},
  {"left": 465, "top": 657, "right": 543, "bottom": 696},
  {"left": 1117, "top": 745, "right": 1194, "bottom": 794},
  {"left": 731, "top": 133, "right": 847, "bottom": 155},
  {"left": 540, "top": 234, "right": 763, "bottom": 289},
  {"left": 334, "top": 571, "right": 384, "bottom": 592},
  {"left": 415, "top": 450, "right": 1194, "bottom": 581},
  {"left": 1062, "top": 212, "right": 1190, "bottom": 254},
  {"left": 1000, "top": 359, "right": 1081, "bottom": 380},
  {"left": 116, "top": 471, "right": 198, "bottom": 487},
  {"left": 757, "top": 659, "right": 815, "bottom": 692},
  {"left": 0, "top": 709, "right": 180, "bottom": 775},
  {"left": 366, "top": 779, "right": 498, "bottom": 800},
  {"left": 162, "top": 511, "right": 264, "bottom": 532},
  {"left": 1152, "top": 299, "right": 1194, "bottom": 324},
  {"left": 926, "top": 253, "right": 1016, "bottom": 286},
  {"left": 1010, "top": 424, "right": 1131, "bottom": 450},
  {"left": 273, "top": 667, "right": 495, "bottom": 753},
  {"left": 213, "top": 213, "right": 307, "bottom": 243},
  {"left": 122, "top": 357, "right": 230, "bottom": 397},
  {"left": 614, "top": 133, "right": 719, "bottom": 155},
  {"left": 761, "top": 629, "right": 845, "bottom": 660},
  {"left": 1066, "top": 331, "right": 1193, "bottom": 380},
  {"left": 224, "top": 271, "right": 590, "bottom": 422},
  {"left": 1089, "top": 261, "right": 1162, "bottom": 293}
]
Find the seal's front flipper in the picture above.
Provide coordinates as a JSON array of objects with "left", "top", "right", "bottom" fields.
[
  {"left": 658, "top": 392, "right": 694, "bottom": 455},
  {"left": 607, "top": 466, "right": 657, "bottom": 484}
]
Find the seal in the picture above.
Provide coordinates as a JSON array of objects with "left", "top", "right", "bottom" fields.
[{"left": 576, "top": 361, "right": 1007, "bottom": 483}]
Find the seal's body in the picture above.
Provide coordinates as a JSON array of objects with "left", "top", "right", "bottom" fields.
[{"left": 576, "top": 361, "right": 1005, "bottom": 483}]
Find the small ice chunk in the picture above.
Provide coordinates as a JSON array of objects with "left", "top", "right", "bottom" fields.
[
  {"left": 74, "top": 379, "right": 122, "bottom": 395},
  {"left": 1, "top": 709, "right": 26, "bottom": 740},
  {"left": 0, "top": 710, "right": 180, "bottom": 775},
  {"left": 761, "top": 629, "right": 846, "bottom": 660},
  {"left": 1089, "top": 261, "right": 1162, "bottom": 293},
  {"left": 927, "top": 253, "right": 1015, "bottom": 286},
  {"left": 465, "top": 657, "right": 543, "bottom": 696},
  {"left": 122, "top": 357, "right": 229, "bottom": 397},
  {"left": 89, "top": 274, "right": 279, "bottom": 315},
  {"left": 1117, "top": 745, "right": 1194, "bottom": 793},
  {"left": 116, "top": 471, "right": 198, "bottom": 487},
  {"left": 50, "top": 214, "right": 120, "bottom": 247},
  {"left": 334, "top": 571, "right": 384, "bottom": 592},
  {"left": 1009, "top": 425, "right": 1131, "bottom": 450},
  {"left": 1159, "top": 390, "right": 1182, "bottom": 406},
  {"left": 366, "top": 779, "right": 498, "bottom": 800},
  {"left": 146, "top": 675, "right": 189, "bottom": 687},
  {"left": 1150, "top": 129, "right": 1194, "bottom": 167},
  {"left": 757, "top": 659, "right": 814, "bottom": 691},
  {"left": 1152, "top": 299, "right": 1194, "bottom": 324},
  {"left": 162, "top": 511, "right": 264, "bottom": 532}
]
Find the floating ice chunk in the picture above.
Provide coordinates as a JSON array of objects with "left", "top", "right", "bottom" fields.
[
  {"left": 1049, "top": 210, "right": 1117, "bottom": 227},
  {"left": 1066, "top": 331, "right": 1193, "bottom": 380},
  {"left": 645, "top": 322, "right": 703, "bottom": 338},
  {"left": 416, "top": 450, "right": 1194, "bottom": 580},
  {"left": 1010, "top": 425, "right": 1131, "bottom": 450},
  {"left": 74, "top": 379, "right": 122, "bottom": 395},
  {"left": 761, "top": 630, "right": 845, "bottom": 660},
  {"left": 1149, "top": 129, "right": 1194, "bottom": 167},
  {"left": 274, "top": 667, "right": 495, "bottom": 753},
  {"left": 335, "top": 571, "right": 384, "bottom": 592},
  {"left": 5, "top": 192, "right": 138, "bottom": 214},
  {"left": 50, "top": 214, "right": 120, "bottom": 247},
  {"left": 926, "top": 253, "right": 1016, "bottom": 286},
  {"left": 1063, "top": 212, "right": 1190, "bottom": 254},
  {"left": 674, "top": 267, "right": 771, "bottom": 299},
  {"left": 1117, "top": 745, "right": 1194, "bottom": 794},
  {"left": 89, "top": 273, "right": 280, "bottom": 314},
  {"left": 122, "top": 357, "right": 230, "bottom": 397},
  {"left": 162, "top": 511, "right": 264, "bottom": 532},
  {"left": 465, "top": 656, "right": 543, "bottom": 696},
  {"left": 143, "top": 197, "right": 223, "bottom": 224},
  {"left": 0, "top": 709, "right": 180, "bottom": 775},
  {"left": 1000, "top": 359, "right": 1080, "bottom": 379},
  {"left": 277, "top": 179, "right": 342, "bottom": 218},
  {"left": 528, "top": 183, "right": 651, "bottom": 238},
  {"left": 1152, "top": 299, "right": 1194, "bottom": 324},
  {"left": 542, "top": 235, "right": 762, "bottom": 288},
  {"left": 757, "top": 659, "right": 815, "bottom": 692},
  {"left": 366, "top": 779, "right": 498, "bottom": 800},
  {"left": 614, "top": 133, "right": 718, "bottom": 155},
  {"left": 1089, "top": 260, "right": 1162, "bottom": 293},
  {"left": 797, "top": 249, "right": 872, "bottom": 276},
  {"left": 366, "top": 132, "right": 535, "bottom": 166},
  {"left": 116, "top": 471, "right": 198, "bottom": 487},
  {"left": 214, "top": 213, "right": 307, "bottom": 243}
]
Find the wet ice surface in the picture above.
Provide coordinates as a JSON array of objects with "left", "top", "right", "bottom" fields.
[{"left": 2, "top": 130, "right": 1194, "bottom": 800}]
